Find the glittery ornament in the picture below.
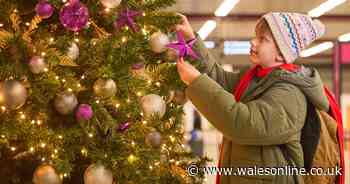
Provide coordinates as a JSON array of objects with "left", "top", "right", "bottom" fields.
[
  {"left": 32, "top": 165, "right": 62, "bottom": 184},
  {"left": 29, "top": 56, "right": 47, "bottom": 74},
  {"left": 140, "top": 94, "right": 166, "bottom": 118},
  {"left": 93, "top": 79, "right": 117, "bottom": 98},
  {"left": 145, "top": 130, "right": 162, "bottom": 148},
  {"left": 100, "top": 0, "right": 121, "bottom": 8},
  {"left": 76, "top": 104, "right": 93, "bottom": 121},
  {"left": 67, "top": 42, "right": 79, "bottom": 60},
  {"left": 35, "top": 0, "right": 55, "bottom": 19},
  {"left": 117, "top": 121, "right": 130, "bottom": 133},
  {"left": 0, "top": 80, "right": 27, "bottom": 110},
  {"left": 59, "top": 0, "right": 89, "bottom": 32},
  {"left": 54, "top": 92, "right": 78, "bottom": 115},
  {"left": 84, "top": 164, "right": 114, "bottom": 184},
  {"left": 149, "top": 32, "right": 170, "bottom": 53}
]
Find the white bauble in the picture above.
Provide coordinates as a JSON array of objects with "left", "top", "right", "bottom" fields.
[
  {"left": 29, "top": 56, "right": 47, "bottom": 74},
  {"left": 145, "top": 130, "right": 162, "bottom": 148},
  {"left": 93, "top": 79, "right": 117, "bottom": 98},
  {"left": 140, "top": 94, "right": 166, "bottom": 118},
  {"left": 0, "top": 80, "right": 27, "bottom": 110},
  {"left": 149, "top": 32, "right": 170, "bottom": 53},
  {"left": 100, "top": 0, "right": 121, "bottom": 8},
  {"left": 54, "top": 92, "right": 78, "bottom": 115},
  {"left": 33, "top": 165, "right": 62, "bottom": 184},
  {"left": 67, "top": 42, "right": 79, "bottom": 60},
  {"left": 84, "top": 164, "right": 114, "bottom": 184}
]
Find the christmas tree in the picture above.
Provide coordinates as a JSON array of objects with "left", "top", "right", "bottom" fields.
[{"left": 0, "top": 0, "right": 208, "bottom": 183}]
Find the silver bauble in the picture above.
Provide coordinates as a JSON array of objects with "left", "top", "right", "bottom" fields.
[
  {"left": 29, "top": 56, "right": 47, "bottom": 74},
  {"left": 67, "top": 42, "right": 79, "bottom": 60},
  {"left": 93, "top": 79, "right": 117, "bottom": 98},
  {"left": 100, "top": 0, "right": 121, "bottom": 8},
  {"left": 84, "top": 164, "right": 114, "bottom": 184},
  {"left": 54, "top": 92, "right": 78, "bottom": 115},
  {"left": 0, "top": 80, "right": 27, "bottom": 110},
  {"left": 140, "top": 94, "right": 166, "bottom": 118},
  {"left": 32, "top": 165, "right": 62, "bottom": 184},
  {"left": 149, "top": 32, "right": 170, "bottom": 53},
  {"left": 145, "top": 130, "right": 162, "bottom": 148}
]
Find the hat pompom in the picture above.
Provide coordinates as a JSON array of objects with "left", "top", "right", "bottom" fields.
[{"left": 312, "top": 19, "right": 325, "bottom": 39}]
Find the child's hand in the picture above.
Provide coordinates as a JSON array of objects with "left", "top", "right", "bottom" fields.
[
  {"left": 175, "top": 13, "right": 196, "bottom": 40},
  {"left": 176, "top": 57, "right": 201, "bottom": 85}
]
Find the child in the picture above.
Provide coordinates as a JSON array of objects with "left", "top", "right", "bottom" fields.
[{"left": 176, "top": 12, "right": 331, "bottom": 184}]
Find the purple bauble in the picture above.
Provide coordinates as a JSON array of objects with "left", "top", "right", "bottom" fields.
[
  {"left": 59, "top": 0, "right": 89, "bottom": 32},
  {"left": 76, "top": 104, "right": 93, "bottom": 121},
  {"left": 35, "top": 0, "right": 54, "bottom": 19},
  {"left": 117, "top": 122, "right": 131, "bottom": 133},
  {"left": 131, "top": 62, "right": 144, "bottom": 70}
]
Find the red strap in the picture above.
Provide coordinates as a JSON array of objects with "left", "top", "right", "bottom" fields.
[{"left": 324, "top": 87, "right": 345, "bottom": 184}]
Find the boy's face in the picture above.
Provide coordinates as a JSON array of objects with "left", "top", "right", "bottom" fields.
[{"left": 249, "top": 25, "right": 284, "bottom": 67}]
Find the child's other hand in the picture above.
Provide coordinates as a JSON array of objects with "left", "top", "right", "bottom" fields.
[
  {"left": 174, "top": 13, "right": 196, "bottom": 40},
  {"left": 176, "top": 57, "right": 201, "bottom": 86}
]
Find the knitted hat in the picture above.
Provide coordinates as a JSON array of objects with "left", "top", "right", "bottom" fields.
[{"left": 259, "top": 12, "right": 325, "bottom": 63}]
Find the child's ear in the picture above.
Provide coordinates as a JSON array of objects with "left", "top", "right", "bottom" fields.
[{"left": 276, "top": 54, "right": 284, "bottom": 62}]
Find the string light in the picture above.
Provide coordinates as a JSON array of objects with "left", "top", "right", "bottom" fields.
[
  {"left": 0, "top": 23, "right": 3, "bottom": 27},
  {"left": 77, "top": 83, "right": 81, "bottom": 88},
  {"left": 20, "top": 114, "right": 26, "bottom": 119},
  {"left": 95, "top": 100, "right": 100, "bottom": 104},
  {"left": 37, "top": 120, "right": 42, "bottom": 125},
  {"left": 41, "top": 52, "right": 46, "bottom": 57},
  {"left": 30, "top": 147, "right": 34, "bottom": 152},
  {"left": 122, "top": 37, "right": 127, "bottom": 43},
  {"left": 58, "top": 135, "right": 63, "bottom": 139},
  {"left": 51, "top": 154, "right": 56, "bottom": 158},
  {"left": 81, "top": 148, "right": 88, "bottom": 156},
  {"left": 81, "top": 75, "right": 85, "bottom": 79},
  {"left": 140, "top": 112, "right": 144, "bottom": 116},
  {"left": 88, "top": 133, "right": 93, "bottom": 138},
  {"left": 126, "top": 99, "right": 130, "bottom": 103},
  {"left": 131, "top": 141, "right": 135, "bottom": 147},
  {"left": 149, "top": 165, "right": 153, "bottom": 170},
  {"left": 74, "top": 38, "right": 79, "bottom": 43},
  {"left": 147, "top": 80, "right": 152, "bottom": 84},
  {"left": 41, "top": 157, "right": 46, "bottom": 161},
  {"left": 62, "top": 0, "right": 67, "bottom": 3},
  {"left": 54, "top": 149, "right": 58, "bottom": 153},
  {"left": 175, "top": 161, "right": 180, "bottom": 165},
  {"left": 1, "top": 106, "right": 6, "bottom": 111},
  {"left": 142, "top": 120, "right": 147, "bottom": 125},
  {"left": 136, "top": 92, "right": 142, "bottom": 96},
  {"left": 25, "top": 22, "right": 30, "bottom": 26},
  {"left": 155, "top": 82, "right": 161, "bottom": 87},
  {"left": 68, "top": 88, "right": 73, "bottom": 92},
  {"left": 115, "top": 104, "right": 120, "bottom": 108},
  {"left": 169, "top": 135, "right": 175, "bottom": 142},
  {"left": 1, "top": 135, "right": 5, "bottom": 138},
  {"left": 104, "top": 8, "right": 110, "bottom": 13},
  {"left": 49, "top": 37, "right": 54, "bottom": 42},
  {"left": 10, "top": 147, "right": 16, "bottom": 151},
  {"left": 142, "top": 12, "right": 146, "bottom": 16},
  {"left": 55, "top": 76, "right": 60, "bottom": 80},
  {"left": 13, "top": 9, "right": 18, "bottom": 13},
  {"left": 63, "top": 173, "right": 68, "bottom": 177},
  {"left": 40, "top": 143, "right": 46, "bottom": 148}
]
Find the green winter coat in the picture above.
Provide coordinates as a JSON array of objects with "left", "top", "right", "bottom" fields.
[{"left": 185, "top": 37, "right": 330, "bottom": 184}]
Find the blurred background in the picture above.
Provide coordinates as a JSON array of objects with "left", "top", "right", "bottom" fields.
[{"left": 167, "top": 0, "right": 350, "bottom": 183}]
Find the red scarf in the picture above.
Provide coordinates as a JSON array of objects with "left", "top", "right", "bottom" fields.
[{"left": 216, "top": 64, "right": 345, "bottom": 184}]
